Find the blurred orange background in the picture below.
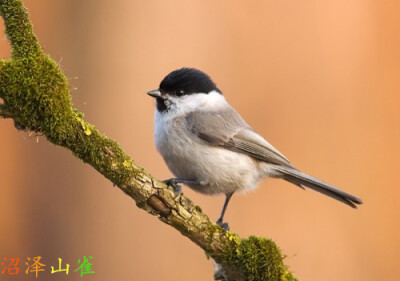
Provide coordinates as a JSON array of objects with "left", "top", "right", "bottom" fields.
[{"left": 1, "top": 0, "right": 399, "bottom": 280}]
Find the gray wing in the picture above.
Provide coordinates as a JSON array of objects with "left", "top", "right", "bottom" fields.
[
  {"left": 186, "top": 107, "right": 363, "bottom": 208},
  {"left": 185, "top": 107, "right": 291, "bottom": 166}
]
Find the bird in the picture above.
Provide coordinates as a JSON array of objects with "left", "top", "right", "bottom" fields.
[{"left": 147, "top": 67, "right": 362, "bottom": 230}]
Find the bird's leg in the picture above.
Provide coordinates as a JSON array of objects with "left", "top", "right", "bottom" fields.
[
  {"left": 163, "top": 178, "right": 205, "bottom": 198},
  {"left": 216, "top": 192, "right": 234, "bottom": 232}
]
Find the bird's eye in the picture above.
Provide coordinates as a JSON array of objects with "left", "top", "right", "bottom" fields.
[{"left": 176, "top": 90, "right": 185, "bottom": 97}]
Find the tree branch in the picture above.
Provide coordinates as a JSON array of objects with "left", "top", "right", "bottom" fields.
[{"left": 0, "top": 1, "right": 298, "bottom": 280}]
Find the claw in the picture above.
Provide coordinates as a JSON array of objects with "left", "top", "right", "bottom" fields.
[
  {"left": 216, "top": 219, "right": 230, "bottom": 233},
  {"left": 163, "top": 179, "right": 182, "bottom": 198}
]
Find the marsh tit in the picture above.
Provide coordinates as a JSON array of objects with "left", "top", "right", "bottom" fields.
[{"left": 147, "top": 68, "right": 362, "bottom": 229}]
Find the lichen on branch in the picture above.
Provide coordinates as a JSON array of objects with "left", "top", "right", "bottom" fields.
[{"left": 0, "top": 0, "right": 298, "bottom": 280}]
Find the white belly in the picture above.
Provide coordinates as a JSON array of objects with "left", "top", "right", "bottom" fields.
[{"left": 154, "top": 112, "right": 264, "bottom": 195}]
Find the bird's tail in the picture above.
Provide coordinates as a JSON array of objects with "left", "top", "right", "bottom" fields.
[{"left": 271, "top": 165, "right": 362, "bottom": 208}]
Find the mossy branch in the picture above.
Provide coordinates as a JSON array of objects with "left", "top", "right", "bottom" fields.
[
  {"left": 0, "top": 0, "right": 41, "bottom": 58},
  {"left": 0, "top": 1, "right": 298, "bottom": 280}
]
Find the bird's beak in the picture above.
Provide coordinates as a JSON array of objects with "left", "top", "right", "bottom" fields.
[{"left": 147, "top": 89, "right": 162, "bottom": 99}]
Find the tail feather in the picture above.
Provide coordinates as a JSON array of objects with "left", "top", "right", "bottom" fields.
[{"left": 272, "top": 165, "right": 363, "bottom": 208}]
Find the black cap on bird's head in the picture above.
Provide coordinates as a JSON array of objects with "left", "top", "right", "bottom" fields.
[
  {"left": 148, "top": 68, "right": 220, "bottom": 98},
  {"left": 147, "top": 68, "right": 221, "bottom": 112},
  {"left": 159, "top": 68, "right": 219, "bottom": 96}
]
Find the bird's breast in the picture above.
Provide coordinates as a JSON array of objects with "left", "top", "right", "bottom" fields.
[{"left": 154, "top": 111, "right": 264, "bottom": 195}]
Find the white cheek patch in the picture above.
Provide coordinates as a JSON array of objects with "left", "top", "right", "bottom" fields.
[
  {"left": 162, "top": 90, "right": 226, "bottom": 120},
  {"left": 175, "top": 90, "right": 226, "bottom": 112}
]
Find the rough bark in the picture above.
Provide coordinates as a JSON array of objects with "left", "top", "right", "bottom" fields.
[{"left": 0, "top": 1, "right": 298, "bottom": 280}]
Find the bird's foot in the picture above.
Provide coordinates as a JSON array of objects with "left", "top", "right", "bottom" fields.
[
  {"left": 216, "top": 219, "right": 230, "bottom": 233},
  {"left": 163, "top": 178, "right": 205, "bottom": 198},
  {"left": 163, "top": 178, "right": 182, "bottom": 198}
]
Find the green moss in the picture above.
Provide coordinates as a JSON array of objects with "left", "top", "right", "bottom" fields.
[
  {"left": 0, "top": 0, "right": 141, "bottom": 186},
  {"left": 0, "top": 0, "right": 41, "bottom": 58},
  {"left": 0, "top": 56, "right": 73, "bottom": 134},
  {"left": 204, "top": 222, "right": 222, "bottom": 255},
  {"left": 0, "top": 55, "right": 137, "bottom": 185},
  {"left": 220, "top": 236, "right": 298, "bottom": 281}
]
